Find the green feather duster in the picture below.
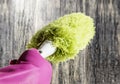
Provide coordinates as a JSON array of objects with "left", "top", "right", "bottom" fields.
[{"left": 27, "top": 13, "right": 95, "bottom": 64}]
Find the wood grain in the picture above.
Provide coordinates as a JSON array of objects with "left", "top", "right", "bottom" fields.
[{"left": 0, "top": 0, "right": 120, "bottom": 84}]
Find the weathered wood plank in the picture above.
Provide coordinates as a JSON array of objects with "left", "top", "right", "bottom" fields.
[
  {"left": 0, "top": 0, "right": 120, "bottom": 84},
  {"left": 92, "top": 0, "right": 120, "bottom": 84}
]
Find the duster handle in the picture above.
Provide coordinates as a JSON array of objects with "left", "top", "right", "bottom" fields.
[{"left": 38, "top": 40, "right": 57, "bottom": 58}]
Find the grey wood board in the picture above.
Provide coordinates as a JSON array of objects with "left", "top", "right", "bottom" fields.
[{"left": 0, "top": 0, "right": 120, "bottom": 84}]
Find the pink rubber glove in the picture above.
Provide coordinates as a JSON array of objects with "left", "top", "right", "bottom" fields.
[{"left": 0, "top": 48, "right": 52, "bottom": 84}]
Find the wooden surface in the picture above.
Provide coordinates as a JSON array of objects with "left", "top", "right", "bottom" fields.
[{"left": 0, "top": 0, "right": 120, "bottom": 84}]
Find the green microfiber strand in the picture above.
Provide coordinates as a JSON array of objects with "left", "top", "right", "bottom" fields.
[{"left": 27, "top": 13, "right": 95, "bottom": 64}]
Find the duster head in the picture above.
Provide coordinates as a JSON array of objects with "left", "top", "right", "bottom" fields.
[{"left": 27, "top": 13, "right": 95, "bottom": 64}]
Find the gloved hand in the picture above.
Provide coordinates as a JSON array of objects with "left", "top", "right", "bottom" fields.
[{"left": 0, "top": 48, "right": 52, "bottom": 84}]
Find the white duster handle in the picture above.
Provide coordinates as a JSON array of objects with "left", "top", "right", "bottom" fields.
[{"left": 38, "top": 40, "right": 56, "bottom": 58}]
